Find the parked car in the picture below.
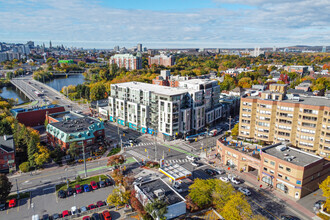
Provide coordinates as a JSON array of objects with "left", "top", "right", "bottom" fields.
[
  {"left": 42, "top": 214, "right": 50, "bottom": 220},
  {"left": 191, "top": 161, "right": 198, "bottom": 167},
  {"left": 71, "top": 206, "right": 80, "bottom": 215},
  {"left": 98, "top": 180, "right": 106, "bottom": 188},
  {"left": 186, "top": 155, "right": 195, "bottom": 161},
  {"left": 62, "top": 210, "right": 70, "bottom": 217},
  {"left": 0, "top": 203, "right": 6, "bottom": 211},
  {"left": 88, "top": 204, "right": 96, "bottom": 210},
  {"left": 90, "top": 181, "right": 98, "bottom": 190},
  {"left": 75, "top": 184, "right": 83, "bottom": 194},
  {"left": 82, "top": 216, "right": 91, "bottom": 220},
  {"left": 9, "top": 198, "right": 16, "bottom": 208},
  {"left": 281, "top": 215, "right": 300, "bottom": 220},
  {"left": 67, "top": 187, "right": 74, "bottom": 196},
  {"left": 105, "top": 178, "right": 112, "bottom": 186},
  {"left": 128, "top": 138, "right": 137, "bottom": 144},
  {"left": 238, "top": 187, "right": 251, "bottom": 196},
  {"left": 80, "top": 206, "right": 88, "bottom": 213},
  {"left": 102, "top": 210, "right": 112, "bottom": 220},
  {"left": 314, "top": 200, "right": 325, "bottom": 209},
  {"left": 52, "top": 213, "right": 61, "bottom": 219},
  {"left": 230, "top": 177, "right": 240, "bottom": 185},
  {"left": 84, "top": 184, "right": 92, "bottom": 192},
  {"left": 32, "top": 214, "right": 39, "bottom": 220},
  {"left": 173, "top": 185, "right": 183, "bottom": 193},
  {"left": 214, "top": 169, "right": 226, "bottom": 175},
  {"left": 219, "top": 176, "right": 230, "bottom": 183},
  {"left": 96, "top": 200, "right": 105, "bottom": 207},
  {"left": 58, "top": 190, "right": 66, "bottom": 198},
  {"left": 91, "top": 213, "right": 101, "bottom": 220},
  {"left": 204, "top": 169, "right": 216, "bottom": 176}
]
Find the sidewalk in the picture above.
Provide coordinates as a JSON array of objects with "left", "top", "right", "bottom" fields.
[{"left": 209, "top": 159, "right": 319, "bottom": 219}]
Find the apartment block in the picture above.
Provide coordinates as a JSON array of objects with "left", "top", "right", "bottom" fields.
[
  {"left": 109, "top": 54, "right": 142, "bottom": 70},
  {"left": 217, "top": 141, "right": 330, "bottom": 199},
  {"left": 238, "top": 85, "right": 330, "bottom": 157},
  {"left": 108, "top": 79, "right": 222, "bottom": 140},
  {"left": 148, "top": 54, "right": 175, "bottom": 67}
]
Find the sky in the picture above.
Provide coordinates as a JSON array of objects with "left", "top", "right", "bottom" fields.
[{"left": 0, "top": 0, "right": 329, "bottom": 49}]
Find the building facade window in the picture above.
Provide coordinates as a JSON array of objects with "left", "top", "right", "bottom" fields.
[{"left": 262, "top": 176, "right": 273, "bottom": 185}]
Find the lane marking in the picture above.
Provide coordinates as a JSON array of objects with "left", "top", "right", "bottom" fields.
[{"left": 249, "top": 198, "right": 280, "bottom": 220}]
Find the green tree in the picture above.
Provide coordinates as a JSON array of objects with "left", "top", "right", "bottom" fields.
[
  {"left": 145, "top": 199, "right": 168, "bottom": 220},
  {"left": 188, "top": 179, "right": 214, "bottom": 208},
  {"left": 319, "top": 176, "right": 330, "bottom": 210},
  {"left": 44, "top": 118, "right": 48, "bottom": 128},
  {"left": 67, "top": 142, "right": 79, "bottom": 158},
  {"left": 221, "top": 193, "right": 253, "bottom": 220},
  {"left": 0, "top": 174, "right": 12, "bottom": 202},
  {"left": 231, "top": 123, "right": 239, "bottom": 136},
  {"left": 34, "top": 144, "right": 50, "bottom": 167},
  {"left": 220, "top": 75, "right": 236, "bottom": 91},
  {"left": 106, "top": 188, "right": 130, "bottom": 207},
  {"left": 90, "top": 83, "right": 106, "bottom": 101},
  {"left": 238, "top": 77, "right": 252, "bottom": 88},
  {"left": 19, "top": 162, "right": 30, "bottom": 173}
]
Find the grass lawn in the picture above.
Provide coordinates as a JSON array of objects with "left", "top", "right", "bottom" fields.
[
  {"left": 6, "top": 192, "right": 30, "bottom": 202},
  {"left": 56, "top": 174, "right": 108, "bottom": 192},
  {"left": 107, "top": 148, "right": 120, "bottom": 157}
]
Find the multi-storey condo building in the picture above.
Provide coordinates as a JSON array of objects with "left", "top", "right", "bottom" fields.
[
  {"left": 148, "top": 54, "right": 175, "bottom": 67},
  {"left": 239, "top": 84, "right": 330, "bottom": 157},
  {"left": 109, "top": 79, "right": 222, "bottom": 139},
  {"left": 109, "top": 54, "right": 142, "bottom": 70}
]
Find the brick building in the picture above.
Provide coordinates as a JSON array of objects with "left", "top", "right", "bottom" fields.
[
  {"left": 109, "top": 54, "right": 142, "bottom": 70},
  {"left": 11, "top": 105, "right": 65, "bottom": 127},
  {"left": 46, "top": 111, "right": 105, "bottom": 150},
  {"left": 217, "top": 141, "right": 330, "bottom": 199},
  {"left": 0, "top": 135, "right": 16, "bottom": 173},
  {"left": 148, "top": 54, "right": 175, "bottom": 67}
]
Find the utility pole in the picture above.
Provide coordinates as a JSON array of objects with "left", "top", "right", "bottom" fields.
[
  {"left": 229, "top": 116, "right": 232, "bottom": 131},
  {"left": 16, "top": 179, "right": 19, "bottom": 199},
  {"left": 82, "top": 143, "right": 87, "bottom": 178}
]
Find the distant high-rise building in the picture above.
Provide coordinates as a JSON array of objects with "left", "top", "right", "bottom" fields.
[
  {"left": 137, "top": 43, "right": 142, "bottom": 52},
  {"left": 273, "top": 46, "right": 276, "bottom": 52},
  {"left": 114, "top": 45, "right": 120, "bottom": 52},
  {"left": 322, "top": 46, "right": 326, "bottom": 53},
  {"left": 216, "top": 48, "right": 221, "bottom": 54},
  {"left": 109, "top": 54, "right": 142, "bottom": 70},
  {"left": 27, "top": 41, "right": 34, "bottom": 49},
  {"left": 49, "top": 40, "right": 52, "bottom": 49},
  {"left": 148, "top": 54, "right": 175, "bottom": 67}
]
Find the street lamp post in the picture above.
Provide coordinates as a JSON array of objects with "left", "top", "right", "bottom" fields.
[
  {"left": 15, "top": 179, "right": 19, "bottom": 199},
  {"left": 82, "top": 143, "right": 87, "bottom": 178}
]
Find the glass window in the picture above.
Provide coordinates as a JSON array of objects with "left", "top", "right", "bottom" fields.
[
  {"left": 279, "top": 165, "right": 283, "bottom": 169},
  {"left": 285, "top": 176, "right": 290, "bottom": 181},
  {"left": 286, "top": 167, "right": 291, "bottom": 172},
  {"left": 263, "top": 167, "right": 268, "bottom": 171},
  {"left": 278, "top": 173, "right": 283, "bottom": 178},
  {"left": 270, "top": 161, "right": 275, "bottom": 166},
  {"left": 264, "top": 159, "right": 268, "bottom": 163}
]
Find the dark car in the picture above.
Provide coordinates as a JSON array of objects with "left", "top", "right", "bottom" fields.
[
  {"left": 204, "top": 169, "right": 216, "bottom": 176},
  {"left": 96, "top": 200, "right": 105, "bottom": 207},
  {"left": 122, "top": 130, "right": 128, "bottom": 134},
  {"left": 91, "top": 213, "right": 101, "bottom": 220},
  {"left": 58, "top": 190, "right": 66, "bottom": 198},
  {"left": 0, "top": 203, "right": 6, "bottom": 211},
  {"left": 42, "top": 214, "right": 50, "bottom": 220},
  {"left": 75, "top": 184, "right": 83, "bottom": 194},
  {"left": 128, "top": 138, "right": 137, "bottom": 144},
  {"left": 52, "top": 213, "right": 61, "bottom": 219},
  {"left": 281, "top": 215, "right": 300, "bottom": 220},
  {"left": 84, "top": 184, "right": 92, "bottom": 192},
  {"left": 314, "top": 200, "right": 325, "bottom": 209},
  {"left": 67, "top": 187, "right": 74, "bottom": 196},
  {"left": 88, "top": 204, "right": 97, "bottom": 210},
  {"left": 105, "top": 178, "right": 112, "bottom": 186},
  {"left": 98, "top": 181, "right": 106, "bottom": 188}
]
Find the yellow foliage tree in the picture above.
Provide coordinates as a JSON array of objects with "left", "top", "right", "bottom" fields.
[
  {"left": 319, "top": 176, "right": 330, "bottom": 210},
  {"left": 221, "top": 193, "right": 253, "bottom": 220},
  {"left": 107, "top": 188, "right": 129, "bottom": 207},
  {"left": 34, "top": 144, "right": 50, "bottom": 167}
]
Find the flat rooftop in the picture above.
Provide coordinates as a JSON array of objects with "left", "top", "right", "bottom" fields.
[
  {"left": 263, "top": 143, "right": 322, "bottom": 167},
  {"left": 51, "top": 116, "right": 102, "bottom": 133},
  {"left": 49, "top": 111, "right": 83, "bottom": 122},
  {"left": 244, "top": 95, "right": 330, "bottom": 107},
  {"left": 136, "top": 178, "right": 184, "bottom": 206},
  {"left": 159, "top": 164, "right": 192, "bottom": 180},
  {"left": 113, "top": 81, "right": 189, "bottom": 96},
  {"left": 11, "top": 105, "right": 62, "bottom": 116}
]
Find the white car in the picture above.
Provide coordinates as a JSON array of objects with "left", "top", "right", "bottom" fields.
[
  {"left": 186, "top": 155, "right": 195, "bottom": 161},
  {"left": 173, "top": 185, "right": 183, "bottom": 192},
  {"left": 190, "top": 162, "right": 198, "bottom": 167},
  {"left": 238, "top": 187, "right": 251, "bottom": 196},
  {"left": 230, "top": 177, "right": 240, "bottom": 185},
  {"left": 71, "top": 206, "right": 79, "bottom": 215},
  {"left": 214, "top": 169, "right": 226, "bottom": 175},
  {"left": 219, "top": 176, "right": 230, "bottom": 183}
]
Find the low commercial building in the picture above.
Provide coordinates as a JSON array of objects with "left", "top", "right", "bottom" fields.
[
  {"left": 46, "top": 112, "right": 105, "bottom": 150},
  {"left": 217, "top": 141, "right": 330, "bottom": 199},
  {"left": 11, "top": 105, "right": 65, "bottom": 127},
  {"left": 0, "top": 135, "right": 16, "bottom": 173},
  {"left": 134, "top": 178, "right": 186, "bottom": 219}
]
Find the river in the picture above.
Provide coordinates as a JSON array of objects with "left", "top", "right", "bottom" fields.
[{"left": 0, "top": 75, "right": 86, "bottom": 103}]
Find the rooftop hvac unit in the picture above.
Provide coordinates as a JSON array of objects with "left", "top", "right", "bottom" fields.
[{"left": 153, "top": 189, "right": 165, "bottom": 199}]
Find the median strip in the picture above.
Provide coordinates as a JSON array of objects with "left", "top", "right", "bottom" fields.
[{"left": 161, "top": 143, "right": 199, "bottom": 157}]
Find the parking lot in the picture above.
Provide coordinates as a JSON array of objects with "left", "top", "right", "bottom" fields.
[{"left": 0, "top": 184, "right": 116, "bottom": 220}]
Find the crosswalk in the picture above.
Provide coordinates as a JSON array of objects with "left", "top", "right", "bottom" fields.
[
  {"left": 126, "top": 150, "right": 148, "bottom": 161},
  {"left": 124, "top": 142, "right": 155, "bottom": 148}
]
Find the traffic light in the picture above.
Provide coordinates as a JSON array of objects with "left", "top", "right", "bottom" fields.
[
  {"left": 123, "top": 133, "right": 125, "bottom": 137},
  {"left": 169, "top": 148, "right": 171, "bottom": 152}
]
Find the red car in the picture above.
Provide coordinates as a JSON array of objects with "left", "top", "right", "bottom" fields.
[
  {"left": 102, "top": 210, "right": 112, "bottom": 220},
  {"left": 75, "top": 184, "right": 83, "bottom": 194},
  {"left": 82, "top": 216, "right": 91, "bottom": 220},
  {"left": 88, "top": 204, "right": 96, "bottom": 210},
  {"left": 62, "top": 210, "right": 70, "bottom": 217},
  {"left": 96, "top": 200, "right": 105, "bottom": 207},
  {"left": 8, "top": 199, "right": 16, "bottom": 208},
  {"left": 90, "top": 181, "right": 98, "bottom": 190}
]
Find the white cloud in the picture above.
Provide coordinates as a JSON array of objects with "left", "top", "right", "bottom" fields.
[{"left": 0, "top": 0, "right": 329, "bottom": 48}]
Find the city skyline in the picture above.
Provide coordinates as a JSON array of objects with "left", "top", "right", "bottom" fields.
[{"left": 0, "top": 0, "right": 329, "bottom": 49}]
